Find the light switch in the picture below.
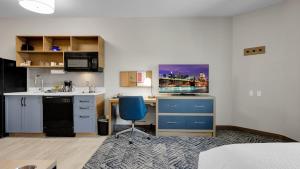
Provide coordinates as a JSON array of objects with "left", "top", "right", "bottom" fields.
[
  {"left": 257, "top": 90, "right": 262, "bottom": 97},
  {"left": 249, "top": 90, "right": 254, "bottom": 96}
]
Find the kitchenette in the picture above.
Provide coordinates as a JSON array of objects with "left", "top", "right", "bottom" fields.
[
  {"left": 0, "top": 35, "right": 106, "bottom": 138},
  {"left": 4, "top": 87, "right": 105, "bottom": 137}
]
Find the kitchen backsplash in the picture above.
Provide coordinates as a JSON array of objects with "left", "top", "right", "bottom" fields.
[{"left": 28, "top": 68, "right": 104, "bottom": 88}]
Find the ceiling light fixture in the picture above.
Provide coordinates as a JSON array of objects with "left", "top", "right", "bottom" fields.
[{"left": 19, "top": 0, "right": 55, "bottom": 14}]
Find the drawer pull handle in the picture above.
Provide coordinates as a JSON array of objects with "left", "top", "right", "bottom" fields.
[
  {"left": 167, "top": 122, "right": 177, "bottom": 124},
  {"left": 80, "top": 107, "right": 89, "bottom": 110},
  {"left": 168, "top": 105, "right": 177, "bottom": 108},
  {"left": 193, "top": 121, "right": 206, "bottom": 124},
  {"left": 80, "top": 100, "right": 90, "bottom": 103},
  {"left": 80, "top": 115, "right": 90, "bottom": 118},
  {"left": 195, "top": 105, "right": 205, "bottom": 108}
]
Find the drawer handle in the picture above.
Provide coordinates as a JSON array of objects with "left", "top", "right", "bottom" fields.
[
  {"left": 79, "top": 115, "right": 90, "bottom": 118},
  {"left": 167, "top": 122, "right": 177, "bottom": 124},
  {"left": 193, "top": 121, "right": 206, "bottom": 124},
  {"left": 80, "top": 107, "right": 89, "bottom": 110},
  {"left": 168, "top": 105, "right": 177, "bottom": 108},
  {"left": 195, "top": 105, "right": 205, "bottom": 108},
  {"left": 80, "top": 100, "right": 90, "bottom": 103}
]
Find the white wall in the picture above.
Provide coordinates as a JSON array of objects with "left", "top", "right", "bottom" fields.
[
  {"left": 232, "top": 0, "right": 300, "bottom": 140},
  {"left": 0, "top": 17, "right": 233, "bottom": 125}
]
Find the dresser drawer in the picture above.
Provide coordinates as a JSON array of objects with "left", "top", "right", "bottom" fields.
[
  {"left": 158, "top": 116, "right": 186, "bottom": 129},
  {"left": 158, "top": 99, "right": 213, "bottom": 113},
  {"left": 158, "top": 115, "right": 213, "bottom": 130},
  {"left": 185, "top": 116, "right": 213, "bottom": 130}
]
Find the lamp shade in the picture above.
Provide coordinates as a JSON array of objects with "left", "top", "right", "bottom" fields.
[{"left": 19, "top": 0, "right": 55, "bottom": 14}]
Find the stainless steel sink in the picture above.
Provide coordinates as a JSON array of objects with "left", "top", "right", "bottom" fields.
[
  {"left": 16, "top": 165, "right": 37, "bottom": 169},
  {"left": 44, "top": 90, "right": 58, "bottom": 93}
]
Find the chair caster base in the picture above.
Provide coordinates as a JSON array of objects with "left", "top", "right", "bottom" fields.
[{"left": 115, "top": 135, "right": 119, "bottom": 139}]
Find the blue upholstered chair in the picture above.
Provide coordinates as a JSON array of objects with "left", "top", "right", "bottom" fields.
[{"left": 116, "top": 96, "right": 150, "bottom": 144}]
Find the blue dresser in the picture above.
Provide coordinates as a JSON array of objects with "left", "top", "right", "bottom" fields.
[{"left": 156, "top": 96, "right": 215, "bottom": 137}]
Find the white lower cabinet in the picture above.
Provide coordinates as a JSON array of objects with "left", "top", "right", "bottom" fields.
[
  {"left": 6, "top": 95, "right": 98, "bottom": 134},
  {"left": 74, "top": 96, "right": 97, "bottom": 133},
  {"left": 5, "top": 96, "right": 43, "bottom": 133}
]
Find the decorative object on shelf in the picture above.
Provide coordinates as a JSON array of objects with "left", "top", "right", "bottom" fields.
[
  {"left": 20, "top": 60, "right": 32, "bottom": 66},
  {"left": 18, "top": 0, "right": 55, "bottom": 14},
  {"left": 21, "top": 43, "right": 34, "bottom": 51},
  {"left": 51, "top": 45, "right": 60, "bottom": 51},
  {"left": 50, "top": 62, "right": 56, "bottom": 67}
]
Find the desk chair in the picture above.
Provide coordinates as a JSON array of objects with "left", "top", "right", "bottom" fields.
[{"left": 116, "top": 96, "right": 150, "bottom": 144}]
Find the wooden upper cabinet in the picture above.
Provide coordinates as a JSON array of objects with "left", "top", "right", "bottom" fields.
[{"left": 15, "top": 35, "right": 105, "bottom": 69}]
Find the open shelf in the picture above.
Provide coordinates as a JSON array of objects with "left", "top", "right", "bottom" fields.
[
  {"left": 16, "top": 52, "right": 64, "bottom": 68},
  {"left": 19, "top": 66, "right": 64, "bottom": 68},
  {"left": 16, "top": 36, "right": 44, "bottom": 52},
  {"left": 17, "top": 51, "right": 63, "bottom": 53},
  {"left": 71, "top": 36, "right": 99, "bottom": 51},
  {"left": 44, "top": 36, "right": 71, "bottom": 52},
  {"left": 16, "top": 35, "right": 104, "bottom": 69}
]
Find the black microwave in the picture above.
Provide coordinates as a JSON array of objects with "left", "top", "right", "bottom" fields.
[{"left": 64, "top": 52, "right": 103, "bottom": 72}]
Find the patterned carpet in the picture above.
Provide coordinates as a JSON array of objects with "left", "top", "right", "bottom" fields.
[{"left": 83, "top": 130, "right": 287, "bottom": 169}]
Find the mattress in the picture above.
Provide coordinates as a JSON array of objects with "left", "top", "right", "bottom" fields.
[{"left": 198, "top": 143, "right": 300, "bottom": 169}]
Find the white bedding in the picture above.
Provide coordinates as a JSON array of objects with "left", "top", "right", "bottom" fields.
[{"left": 198, "top": 143, "right": 300, "bottom": 169}]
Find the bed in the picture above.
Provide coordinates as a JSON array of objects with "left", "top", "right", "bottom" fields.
[{"left": 198, "top": 143, "right": 300, "bottom": 169}]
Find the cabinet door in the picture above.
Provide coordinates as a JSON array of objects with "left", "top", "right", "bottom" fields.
[
  {"left": 5, "top": 96, "right": 22, "bottom": 132},
  {"left": 22, "top": 96, "right": 43, "bottom": 133}
]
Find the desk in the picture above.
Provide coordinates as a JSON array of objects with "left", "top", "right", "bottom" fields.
[{"left": 108, "top": 97, "right": 157, "bottom": 135}]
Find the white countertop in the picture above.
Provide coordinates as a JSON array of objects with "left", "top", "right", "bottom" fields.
[{"left": 4, "top": 87, "right": 105, "bottom": 96}]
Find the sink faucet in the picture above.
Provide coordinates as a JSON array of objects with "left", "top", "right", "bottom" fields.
[{"left": 85, "top": 81, "right": 95, "bottom": 93}]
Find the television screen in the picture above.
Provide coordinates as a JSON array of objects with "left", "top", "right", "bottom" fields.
[{"left": 159, "top": 64, "right": 209, "bottom": 94}]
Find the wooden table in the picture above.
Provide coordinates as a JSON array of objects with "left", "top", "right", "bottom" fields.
[{"left": 108, "top": 97, "right": 157, "bottom": 135}]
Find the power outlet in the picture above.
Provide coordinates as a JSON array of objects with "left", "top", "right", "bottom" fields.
[
  {"left": 244, "top": 46, "right": 266, "bottom": 56},
  {"left": 249, "top": 90, "right": 254, "bottom": 96},
  {"left": 257, "top": 90, "right": 262, "bottom": 97}
]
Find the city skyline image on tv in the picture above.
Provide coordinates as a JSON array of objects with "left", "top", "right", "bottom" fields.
[{"left": 159, "top": 64, "right": 209, "bottom": 93}]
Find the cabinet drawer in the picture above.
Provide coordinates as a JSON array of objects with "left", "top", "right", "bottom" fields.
[
  {"left": 75, "top": 96, "right": 95, "bottom": 107},
  {"left": 158, "top": 115, "right": 213, "bottom": 130},
  {"left": 185, "top": 116, "right": 213, "bottom": 130},
  {"left": 74, "top": 106, "right": 95, "bottom": 115},
  {"left": 158, "top": 99, "right": 213, "bottom": 113},
  {"left": 158, "top": 116, "right": 186, "bottom": 129},
  {"left": 74, "top": 114, "right": 96, "bottom": 133}
]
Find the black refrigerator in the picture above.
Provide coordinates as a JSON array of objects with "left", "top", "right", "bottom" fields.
[{"left": 0, "top": 58, "right": 27, "bottom": 138}]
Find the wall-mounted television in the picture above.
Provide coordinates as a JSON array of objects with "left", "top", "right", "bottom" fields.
[{"left": 159, "top": 64, "right": 209, "bottom": 94}]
